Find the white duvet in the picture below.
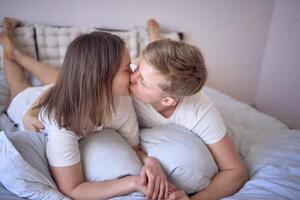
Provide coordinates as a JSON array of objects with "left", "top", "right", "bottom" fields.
[{"left": 204, "top": 87, "right": 300, "bottom": 200}]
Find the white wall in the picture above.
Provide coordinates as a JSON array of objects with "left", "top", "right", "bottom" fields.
[
  {"left": 255, "top": 0, "right": 300, "bottom": 129},
  {"left": 0, "top": 0, "right": 275, "bottom": 105}
]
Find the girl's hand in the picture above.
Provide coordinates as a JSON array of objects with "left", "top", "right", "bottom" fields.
[
  {"left": 131, "top": 176, "right": 147, "bottom": 195},
  {"left": 142, "top": 157, "right": 169, "bottom": 200},
  {"left": 22, "top": 108, "right": 44, "bottom": 132}
]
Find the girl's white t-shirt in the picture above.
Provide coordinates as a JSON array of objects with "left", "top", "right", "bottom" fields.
[
  {"left": 7, "top": 84, "right": 139, "bottom": 167},
  {"left": 41, "top": 94, "right": 139, "bottom": 167}
]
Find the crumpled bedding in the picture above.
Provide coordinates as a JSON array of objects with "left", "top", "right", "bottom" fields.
[{"left": 0, "top": 70, "right": 299, "bottom": 199}]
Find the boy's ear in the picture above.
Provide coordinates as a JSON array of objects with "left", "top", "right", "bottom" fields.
[{"left": 161, "top": 97, "right": 178, "bottom": 107}]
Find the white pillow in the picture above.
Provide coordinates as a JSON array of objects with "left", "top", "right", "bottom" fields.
[
  {"left": 140, "top": 124, "right": 218, "bottom": 194},
  {"left": 0, "top": 129, "right": 69, "bottom": 200},
  {"left": 80, "top": 128, "right": 142, "bottom": 181}
]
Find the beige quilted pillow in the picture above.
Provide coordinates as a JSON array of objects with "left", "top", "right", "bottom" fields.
[
  {"left": 137, "top": 28, "right": 183, "bottom": 57},
  {"left": 35, "top": 25, "right": 138, "bottom": 68}
]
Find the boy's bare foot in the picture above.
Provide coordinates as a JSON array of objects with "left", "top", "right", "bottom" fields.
[
  {"left": 0, "top": 31, "right": 16, "bottom": 60},
  {"left": 147, "top": 19, "right": 160, "bottom": 42}
]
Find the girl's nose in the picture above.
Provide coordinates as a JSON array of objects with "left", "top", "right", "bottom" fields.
[{"left": 130, "top": 70, "right": 138, "bottom": 85}]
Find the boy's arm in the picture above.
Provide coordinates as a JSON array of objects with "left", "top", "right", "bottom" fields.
[{"left": 191, "top": 134, "right": 248, "bottom": 200}]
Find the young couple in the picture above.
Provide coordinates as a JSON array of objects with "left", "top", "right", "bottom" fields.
[{"left": 0, "top": 17, "right": 248, "bottom": 200}]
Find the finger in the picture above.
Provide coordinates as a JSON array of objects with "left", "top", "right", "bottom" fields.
[
  {"left": 32, "top": 125, "right": 40, "bottom": 132},
  {"left": 29, "top": 124, "right": 38, "bottom": 132},
  {"left": 33, "top": 124, "right": 42, "bottom": 133},
  {"left": 165, "top": 181, "right": 169, "bottom": 199},
  {"left": 140, "top": 167, "right": 147, "bottom": 185},
  {"left": 146, "top": 173, "right": 155, "bottom": 200},
  {"left": 33, "top": 119, "right": 44, "bottom": 130},
  {"left": 158, "top": 180, "right": 165, "bottom": 200},
  {"left": 152, "top": 176, "right": 160, "bottom": 199}
]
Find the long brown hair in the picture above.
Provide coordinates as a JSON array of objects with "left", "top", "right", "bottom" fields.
[{"left": 36, "top": 32, "right": 125, "bottom": 137}]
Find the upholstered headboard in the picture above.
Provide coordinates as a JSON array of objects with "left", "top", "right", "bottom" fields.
[{"left": 0, "top": 23, "right": 184, "bottom": 74}]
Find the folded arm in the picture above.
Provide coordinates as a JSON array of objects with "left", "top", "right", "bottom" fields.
[{"left": 191, "top": 134, "right": 248, "bottom": 200}]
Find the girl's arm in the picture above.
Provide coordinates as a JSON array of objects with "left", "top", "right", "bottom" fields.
[
  {"left": 51, "top": 162, "right": 146, "bottom": 200},
  {"left": 191, "top": 134, "right": 248, "bottom": 200},
  {"left": 22, "top": 87, "right": 51, "bottom": 131}
]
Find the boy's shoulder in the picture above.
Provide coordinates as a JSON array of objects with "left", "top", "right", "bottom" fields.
[
  {"left": 175, "top": 90, "right": 216, "bottom": 120},
  {"left": 181, "top": 90, "right": 213, "bottom": 108}
]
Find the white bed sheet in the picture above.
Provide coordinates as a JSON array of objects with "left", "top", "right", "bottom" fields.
[
  {"left": 204, "top": 87, "right": 288, "bottom": 157},
  {"left": 204, "top": 87, "right": 300, "bottom": 200},
  {"left": 223, "top": 129, "right": 300, "bottom": 200}
]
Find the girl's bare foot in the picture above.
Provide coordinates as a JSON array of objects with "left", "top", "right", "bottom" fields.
[
  {"left": 1, "top": 17, "right": 19, "bottom": 60},
  {"left": 0, "top": 31, "right": 16, "bottom": 60},
  {"left": 3, "top": 17, "right": 19, "bottom": 35},
  {"left": 147, "top": 19, "right": 160, "bottom": 42}
]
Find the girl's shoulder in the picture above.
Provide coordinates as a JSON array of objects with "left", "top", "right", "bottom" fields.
[{"left": 110, "top": 96, "right": 135, "bottom": 123}]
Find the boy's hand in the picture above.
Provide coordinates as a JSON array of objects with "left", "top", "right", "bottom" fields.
[
  {"left": 23, "top": 109, "right": 44, "bottom": 132},
  {"left": 141, "top": 157, "right": 171, "bottom": 200}
]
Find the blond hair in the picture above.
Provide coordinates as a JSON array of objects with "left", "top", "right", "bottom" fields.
[{"left": 143, "top": 39, "right": 207, "bottom": 97}]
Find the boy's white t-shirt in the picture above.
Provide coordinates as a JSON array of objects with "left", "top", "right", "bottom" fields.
[{"left": 133, "top": 91, "right": 226, "bottom": 145}]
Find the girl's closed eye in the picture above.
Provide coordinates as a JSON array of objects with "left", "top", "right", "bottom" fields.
[{"left": 125, "top": 65, "right": 131, "bottom": 73}]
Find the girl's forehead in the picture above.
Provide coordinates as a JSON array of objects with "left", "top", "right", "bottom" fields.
[{"left": 120, "top": 48, "right": 131, "bottom": 66}]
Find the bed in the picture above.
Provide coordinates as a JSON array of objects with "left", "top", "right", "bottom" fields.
[{"left": 0, "top": 23, "right": 299, "bottom": 200}]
